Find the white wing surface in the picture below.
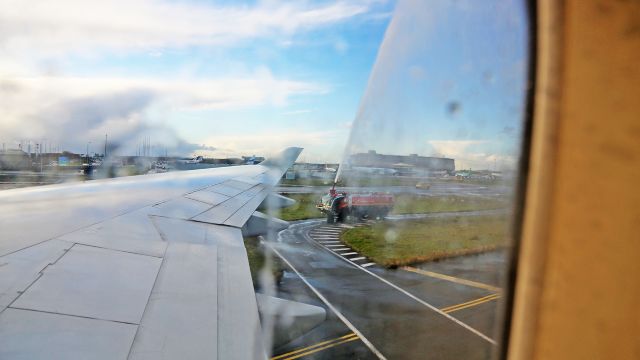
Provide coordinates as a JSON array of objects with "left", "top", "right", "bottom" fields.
[{"left": 0, "top": 147, "right": 303, "bottom": 360}]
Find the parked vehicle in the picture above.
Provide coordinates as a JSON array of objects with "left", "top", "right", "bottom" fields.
[{"left": 317, "top": 187, "right": 394, "bottom": 223}]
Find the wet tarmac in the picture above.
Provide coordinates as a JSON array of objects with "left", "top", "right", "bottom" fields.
[{"left": 266, "top": 220, "right": 507, "bottom": 360}]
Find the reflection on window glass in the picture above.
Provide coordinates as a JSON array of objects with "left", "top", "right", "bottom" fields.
[{"left": 0, "top": 0, "right": 528, "bottom": 359}]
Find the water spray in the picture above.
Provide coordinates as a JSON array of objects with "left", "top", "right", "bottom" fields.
[{"left": 331, "top": 163, "right": 342, "bottom": 196}]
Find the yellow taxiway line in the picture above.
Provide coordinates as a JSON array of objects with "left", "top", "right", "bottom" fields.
[
  {"left": 272, "top": 332, "right": 359, "bottom": 360},
  {"left": 401, "top": 266, "right": 502, "bottom": 293},
  {"left": 441, "top": 293, "right": 501, "bottom": 314}
]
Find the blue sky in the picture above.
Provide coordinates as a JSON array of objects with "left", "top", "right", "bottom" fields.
[
  {"left": 342, "top": 0, "right": 528, "bottom": 170},
  {"left": 0, "top": 0, "right": 528, "bottom": 169}
]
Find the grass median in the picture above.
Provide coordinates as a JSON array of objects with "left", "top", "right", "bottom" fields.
[
  {"left": 391, "top": 194, "right": 508, "bottom": 214},
  {"left": 244, "top": 236, "right": 285, "bottom": 289},
  {"left": 273, "top": 193, "right": 325, "bottom": 221},
  {"left": 341, "top": 215, "right": 510, "bottom": 267},
  {"left": 273, "top": 193, "right": 508, "bottom": 221}
]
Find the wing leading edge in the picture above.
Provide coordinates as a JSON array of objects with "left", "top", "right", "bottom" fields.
[{"left": 0, "top": 147, "right": 305, "bottom": 360}]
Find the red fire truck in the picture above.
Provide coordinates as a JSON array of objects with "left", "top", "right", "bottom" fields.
[{"left": 316, "top": 187, "right": 394, "bottom": 223}]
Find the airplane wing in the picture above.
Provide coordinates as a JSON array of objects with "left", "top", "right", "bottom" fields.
[{"left": 0, "top": 147, "right": 305, "bottom": 360}]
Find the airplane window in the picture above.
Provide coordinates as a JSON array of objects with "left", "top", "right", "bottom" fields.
[{"left": 0, "top": 0, "right": 529, "bottom": 359}]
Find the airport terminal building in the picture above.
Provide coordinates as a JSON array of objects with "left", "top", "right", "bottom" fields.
[{"left": 349, "top": 150, "right": 455, "bottom": 174}]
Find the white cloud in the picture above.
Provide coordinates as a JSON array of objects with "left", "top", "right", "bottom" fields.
[
  {"left": 0, "top": 0, "right": 376, "bottom": 157},
  {"left": 0, "top": 0, "right": 371, "bottom": 58},
  {"left": 428, "top": 140, "right": 516, "bottom": 170},
  {"left": 0, "top": 71, "right": 326, "bottom": 154},
  {"left": 198, "top": 130, "right": 346, "bottom": 161},
  {"left": 1, "top": 70, "right": 325, "bottom": 115},
  {"left": 428, "top": 140, "right": 487, "bottom": 158}
]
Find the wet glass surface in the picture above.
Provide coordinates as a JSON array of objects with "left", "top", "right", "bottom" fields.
[
  {"left": 1, "top": 1, "right": 529, "bottom": 359},
  {"left": 263, "top": 1, "right": 528, "bottom": 359}
]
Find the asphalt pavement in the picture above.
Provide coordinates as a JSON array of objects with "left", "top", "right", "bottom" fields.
[{"left": 266, "top": 220, "right": 506, "bottom": 360}]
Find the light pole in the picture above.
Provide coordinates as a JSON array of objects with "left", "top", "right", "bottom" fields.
[{"left": 86, "top": 142, "right": 92, "bottom": 164}]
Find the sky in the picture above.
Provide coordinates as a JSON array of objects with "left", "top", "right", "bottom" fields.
[
  {"left": 343, "top": 0, "right": 529, "bottom": 171},
  {"left": 0, "top": 0, "right": 528, "bottom": 169}
]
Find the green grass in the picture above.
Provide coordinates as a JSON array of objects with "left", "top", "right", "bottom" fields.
[
  {"left": 272, "top": 193, "right": 509, "bottom": 221},
  {"left": 450, "top": 178, "right": 506, "bottom": 186},
  {"left": 244, "top": 236, "right": 285, "bottom": 289},
  {"left": 280, "top": 177, "right": 426, "bottom": 187},
  {"left": 391, "top": 195, "right": 509, "bottom": 215},
  {"left": 340, "top": 177, "right": 504, "bottom": 187},
  {"left": 279, "top": 177, "right": 404, "bottom": 187},
  {"left": 280, "top": 177, "right": 505, "bottom": 188},
  {"left": 280, "top": 178, "right": 335, "bottom": 186},
  {"left": 273, "top": 193, "right": 325, "bottom": 221},
  {"left": 341, "top": 215, "right": 510, "bottom": 267}
]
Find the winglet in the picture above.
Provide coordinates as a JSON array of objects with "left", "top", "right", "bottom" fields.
[{"left": 260, "top": 147, "right": 303, "bottom": 174}]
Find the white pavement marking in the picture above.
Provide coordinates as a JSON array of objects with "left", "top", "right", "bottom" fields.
[
  {"left": 305, "top": 228, "right": 497, "bottom": 345},
  {"left": 269, "top": 245, "right": 388, "bottom": 360},
  {"left": 319, "top": 241, "right": 341, "bottom": 244},
  {"left": 350, "top": 257, "right": 366, "bottom": 261},
  {"left": 333, "top": 248, "right": 350, "bottom": 251},
  {"left": 361, "top": 263, "right": 376, "bottom": 268},
  {"left": 326, "top": 244, "right": 345, "bottom": 248},
  {"left": 340, "top": 252, "right": 358, "bottom": 256}
]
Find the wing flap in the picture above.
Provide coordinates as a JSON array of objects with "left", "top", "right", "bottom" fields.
[
  {"left": 190, "top": 184, "right": 267, "bottom": 225},
  {"left": 150, "top": 197, "right": 212, "bottom": 220},
  {"left": 223, "top": 179, "right": 256, "bottom": 191},
  {"left": 185, "top": 190, "right": 230, "bottom": 206},
  {"left": 0, "top": 239, "right": 73, "bottom": 313},
  {"left": 11, "top": 244, "right": 162, "bottom": 324},
  {"left": 0, "top": 308, "right": 137, "bottom": 360},
  {"left": 223, "top": 188, "right": 270, "bottom": 227},
  {"left": 129, "top": 241, "right": 218, "bottom": 360},
  {"left": 216, "top": 226, "right": 266, "bottom": 360},
  {"left": 130, "top": 219, "right": 265, "bottom": 360},
  {"left": 207, "top": 183, "right": 245, "bottom": 197}
]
